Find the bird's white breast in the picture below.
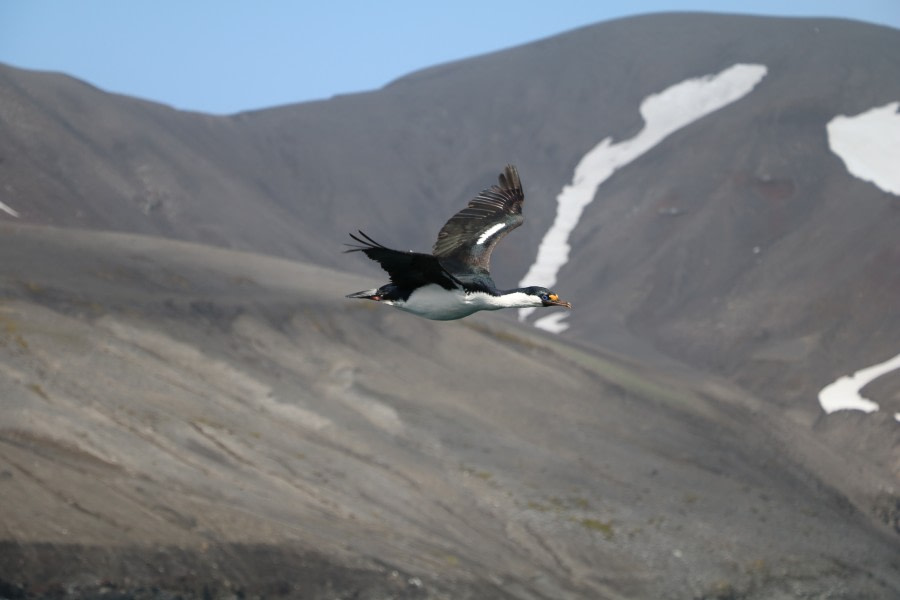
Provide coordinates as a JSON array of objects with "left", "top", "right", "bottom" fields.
[{"left": 386, "top": 285, "right": 539, "bottom": 321}]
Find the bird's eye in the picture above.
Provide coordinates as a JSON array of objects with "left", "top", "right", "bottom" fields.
[{"left": 540, "top": 293, "right": 549, "bottom": 301}]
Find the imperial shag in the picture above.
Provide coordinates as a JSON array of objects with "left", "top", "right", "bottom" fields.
[{"left": 346, "top": 164, "right": 571, "bottom": 320}]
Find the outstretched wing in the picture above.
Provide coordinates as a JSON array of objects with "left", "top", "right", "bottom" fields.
[
  {"left": 345, "top": 231, "right": 459, "bottom": 290},
  {"left": 431, "top": 164, "right": 525, "bottom": 274}
]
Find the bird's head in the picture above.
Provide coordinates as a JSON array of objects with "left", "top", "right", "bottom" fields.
[{"left": 523, "top": 286, "right": 572, "bottom": 309}]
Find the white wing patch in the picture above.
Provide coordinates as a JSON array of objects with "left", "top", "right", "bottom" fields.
[{"left": 477, "top": 222, "right": 506, "bottom": 245}]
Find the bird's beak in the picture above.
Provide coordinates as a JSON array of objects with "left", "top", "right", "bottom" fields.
[{"left": 547, "top": 294, "right": 572, "bottom": 309}]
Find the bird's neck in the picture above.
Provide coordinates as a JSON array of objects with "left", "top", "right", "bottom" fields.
[{"left": 492, "top": 288, "right": 542, "bottom": 309}]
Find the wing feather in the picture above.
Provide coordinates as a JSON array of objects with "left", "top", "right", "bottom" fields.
[{"left": 431, "top": 165, "right": 525, "bottom": 274}]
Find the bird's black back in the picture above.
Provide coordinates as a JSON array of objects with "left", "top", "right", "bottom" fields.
[{"left": 345, "top": 231, "right": 460, "bottom": 291}]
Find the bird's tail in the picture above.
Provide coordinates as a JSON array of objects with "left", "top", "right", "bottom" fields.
[{"left": 344, "top": 230, "right": 389, "bottom": 253}]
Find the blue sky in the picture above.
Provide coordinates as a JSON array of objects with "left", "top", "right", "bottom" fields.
[{"left": 2, "top": 1, "right": 898, "bottom": 115}]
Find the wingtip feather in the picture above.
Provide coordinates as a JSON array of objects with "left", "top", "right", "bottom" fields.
[{"left": 499, "top": 164, "right": 521, "bottom": 192}]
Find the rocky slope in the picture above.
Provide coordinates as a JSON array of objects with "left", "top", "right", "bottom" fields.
[{"left": 1, "top": 224, "right": 898, "bottom": 598}]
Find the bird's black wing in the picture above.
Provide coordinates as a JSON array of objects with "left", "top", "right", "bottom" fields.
[
  {"left": 431, "top": 164, "right": 525, "bottom": 275},
  {"left": 345, "top": 231, "right": 460, "bottom": 290}
]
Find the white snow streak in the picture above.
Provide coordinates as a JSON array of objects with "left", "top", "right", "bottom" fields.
[
  {"left": 0, "top": 201, "right": 19, "bottom": 218},
  {"left": 533, "top": 312, "right": 570, "bottom": 334},
  {"left": 827, "top": 102, "right": 900, "bottom": 196},
  {"left": 518, "top": 63, "right": 768, "bottom": 325},
  {"left": 818, "top": 352, "right": 900, "bottom": 415}
]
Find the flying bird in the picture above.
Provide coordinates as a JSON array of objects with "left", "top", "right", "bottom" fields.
[{"left": 345, "top": 164, "right": 571, "bottom": 320}]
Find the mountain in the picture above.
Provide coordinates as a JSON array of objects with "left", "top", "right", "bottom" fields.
[{"left": 1, "top": 11, "right": 900, "bottom": 599}]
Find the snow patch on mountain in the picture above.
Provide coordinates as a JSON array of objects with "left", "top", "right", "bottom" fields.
[
  {"left": 520, "top": 63, "right": 768, "bottom": 329},
  {"left": 819, "top": 103, "right": 900, "bottom": 422},
  {"left": 0, "top": 201, "right": 19, "bottom": 218},
  {"left": 827, "top": 102, "right": 900, "bottom": 196},
  {"left": 818, "top": 352, "right": 900, "bottom": 418},
  {"left": 533, "top": 312, "right": 570, "bottom": 334}
]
